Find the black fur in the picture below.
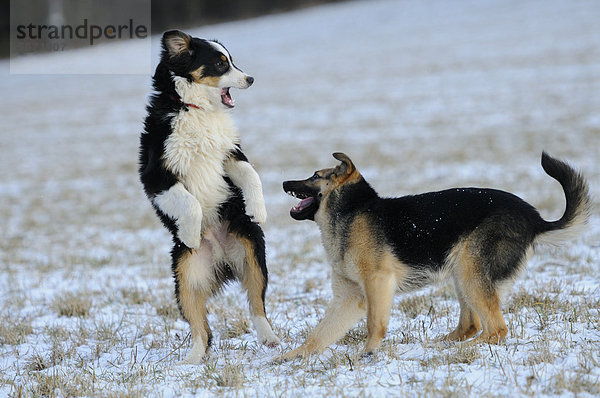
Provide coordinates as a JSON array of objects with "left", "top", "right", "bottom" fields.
[
  {"left": 285, "top": 152, "right": 590, "bottom": 284},
  {"left": 281, "top": 153, "right": 590, "bottom": 353},
  {"left": 138, "top": 31, "right": 269, "bottom": 346}
]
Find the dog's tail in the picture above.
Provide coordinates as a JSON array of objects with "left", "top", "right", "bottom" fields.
[{"left": 536, "top": 151, "right": 592, "bottom": 244}]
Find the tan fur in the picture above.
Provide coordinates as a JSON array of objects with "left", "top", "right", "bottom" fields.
[
  {"left": 239, "top": 237, "right": 267, "bottom": 319},
  {"left": 332, "top": 165, "right": 361, "bottom": 187},
  {"left": 279, "top": 154, "right": 421, "bottom": 360},
  {"left": 446, "top": 236, "right": 508, "bottom": 344},
  {"left": 175, "top": 250, "right": 213, "bottom": 357},
  {"left": 279, "top": 213, "right": 413, "bottom": 360},
  {"left": 281, "top": 152, "right": 590, "bottom": 361},
  {"left": 190, "top": 66, "right": 220, "bottom": 87},
  {"left": 279, "top": 273, "right": 366, "bottom": 360}
]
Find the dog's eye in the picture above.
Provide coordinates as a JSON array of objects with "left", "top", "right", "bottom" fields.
[
  {"left": 215, "top": 60, "right": 229, "bottom": 73},
  {"left": 309, "top": 173, "right": 320, "bottom": 182}
]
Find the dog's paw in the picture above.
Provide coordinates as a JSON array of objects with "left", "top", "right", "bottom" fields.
[
  {"left": 176, "top": 355, "right": 203, "bottom": 366},
  {"left": 176, "top": 338, "right": 207, "bottom": 365},
  {"left": 247, "top": 200, "right": 267, "bottom": 224},
  {"left": 273, "top": 347, "right": 306, "bottom": 363},
  {"left": 260, "top": 333, "right": 280, "bottom": 348},
  {"left": 177, "top": 218, "right": 202, "bottom": 249},
  {"left": 252, "top": 316, "right": 280, "bottom": 347}
]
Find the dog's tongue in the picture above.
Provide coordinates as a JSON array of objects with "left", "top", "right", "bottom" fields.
[
  {"left": 291, "top": 197, "right": 315, "bottom": 213},
  {"left": 221, "top": 88, "right": 234, "bottom": 108}
]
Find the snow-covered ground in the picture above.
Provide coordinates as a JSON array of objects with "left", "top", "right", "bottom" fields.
[{"left": 1, "top": 0, "right": 599, "bottom": 396}]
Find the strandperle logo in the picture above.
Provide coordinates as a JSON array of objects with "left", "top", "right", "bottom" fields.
[
  {"left": 15, "top": 19, "right": 148, "bottom": 48},
  {"left": 10, "top": 0, "right": 151, "bottom": 75}
]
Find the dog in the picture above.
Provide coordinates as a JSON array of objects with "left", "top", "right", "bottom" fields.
[
  {"left": 139, "top": 30, "right": 279, "bottom": 364},
  {"left": 280, "top": 152, "right": 590, "bottom": 359}
]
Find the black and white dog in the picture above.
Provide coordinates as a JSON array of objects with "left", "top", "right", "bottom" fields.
[{"left": 139, "top": 30, "right": 279, "bottom": 364}]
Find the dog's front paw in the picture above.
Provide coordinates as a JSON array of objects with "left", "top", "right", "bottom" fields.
[
  {"left": 274, "top": 346, "right": 308, "bottom": 363},
  {"left": 252, "top": 316, "right": 280, "bottom": 347},
  {"left": 247, "top": 200, "right": 267, "bottom": 224},
  {"left": 177, "top": 218, "right": 202, "bottom": 249},
  {"left": 176, "top": 354, "right": 203, "bottom": 366},
  {"left": 176, "top": 337, "right": 208, "bottom": 365},
  {"left": 259, "top": 330, "right": 280, "bottom": 348}
]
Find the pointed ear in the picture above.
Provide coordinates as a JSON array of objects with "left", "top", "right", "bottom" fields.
[
  {"left": 332, "top": 152, "right": 355, "bottom": 177},
  {"left": 162, "top": 30, "right": 191, "bottom": 57}
]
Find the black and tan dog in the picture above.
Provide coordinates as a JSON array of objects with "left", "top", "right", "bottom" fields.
[{"left": 281, "top": 152, "right": 590, "bottom": 359}]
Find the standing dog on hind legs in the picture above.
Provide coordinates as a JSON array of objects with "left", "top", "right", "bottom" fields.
[
  {"left": 139, "top": 30, "right": 279, "bottom": 364},
  {"left": 280, "top": 152, "right": 590, "bottom": 360}
]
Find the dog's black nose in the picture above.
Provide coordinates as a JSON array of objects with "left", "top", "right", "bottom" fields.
[{"left": 246, "top": 76, "right": 254, "bottom": 86}]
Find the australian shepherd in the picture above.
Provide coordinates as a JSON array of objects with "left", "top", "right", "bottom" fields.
[{"left": 139, "top": 30, "right": 279, "bottom": 364}]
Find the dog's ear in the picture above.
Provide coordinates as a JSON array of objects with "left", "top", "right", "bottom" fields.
[
  {"left": 332, "top": 152, "right": 355, "bottom": 177},
  {"left": 162, "top": 30, "right": 191, "bottom": 57}
]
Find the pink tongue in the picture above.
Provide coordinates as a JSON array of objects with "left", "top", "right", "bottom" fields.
[
  {"left": 292, "top": 197, "right": 314, "bottom": 212},
  {"left": 221, "top": 89, "right": 234, "bottom": 107}
]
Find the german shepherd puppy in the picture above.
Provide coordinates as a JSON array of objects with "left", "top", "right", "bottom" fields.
[
  {"left": 139, "top": 30, "right": 279, "bottom": 364},
  {"left": 281, "top": 152, "right": 590, "bottom": 359}
]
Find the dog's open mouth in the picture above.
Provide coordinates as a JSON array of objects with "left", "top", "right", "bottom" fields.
[
  {"left": 291, "top": 195, "right": 316, "bottom": 215},
  {"left": 283, "top": 182, "right": 320, "bottom": 221},
  {"left": 221, "top": 88, "right": 234, "bottom": 108}
]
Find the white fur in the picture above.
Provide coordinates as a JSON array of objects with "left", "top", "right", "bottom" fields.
[
  {"left": 181, "top": 225, "right": 246, "bottom": 292},
  {"left": 153, "top": 182, "right": 203, "bottom": 249},
  {"left": 163, "top": 76, "right": 239, "bottom": 228},
  {"left": 251, "top": 316, "right": 280, "bottom": 346},
  {"left": 203, "top": 224, "right": 247, "bottom": 276},
  {"left": 225, "top": 159, "right": 267, "bottom": 224},
  {"left": 536, "top": 209, "right": 590, "bottom": 247},
  {"left": 208, "top": 41, "right": 252, "bottom": 89},
  {"left": 184, "top": 244, "right": 217, "bottom": 292},
  {"left": 208, "top": 41, "right": 231, "bottom": 62},
  {"left": 178, "top": 337, "right": 206, "bottom": 365}
]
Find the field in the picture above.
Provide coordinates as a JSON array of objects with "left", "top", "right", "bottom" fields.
[{"left": 1, "top": 0, "right": 599, "bottom": 396}]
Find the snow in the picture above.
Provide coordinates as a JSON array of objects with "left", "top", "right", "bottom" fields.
[{"left": 1, "top": 0, "right": 599, "bottom": 396}]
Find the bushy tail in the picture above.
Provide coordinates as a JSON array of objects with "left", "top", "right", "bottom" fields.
[{"left": 537, "top": 152, "right": 591, "bottom": 241}]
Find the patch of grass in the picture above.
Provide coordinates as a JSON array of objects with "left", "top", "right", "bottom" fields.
[
  {"left": 25, "top": 340, "right": 72, "bottom": 372},
  {"left": 52, "top": 292, "right": 92, "bottom": 317},
  {"left": 194, "top": 359, "right": 246, "bottom": 389},
  {"left": 420, "top": 344, "right": 481, "bottom": 368},
  {"left": 340, "top": 324, "right": 368, "bottom": 346},
  {"left": 223, "top": 317, "right": 251, "bottom": 339},
  {"left": 214, "top": 362, "right": 246, "bottom": 388},
  {"left": 398, "top": 295, "right": 433, "bottom": 319},
  {"left": 25, "top": 352, "right": 49, "bottom": 372},
  {"left": 155, "top": 301, "right": 180, "bottom": 320},
  {"left": 24, "top": 369, "right": 96, "bottom": 398},
  {"left": 524, "top": 339, "right": 555, "bottom": 366},
  {"left": 508, "top": 288, "right": 554, "bottom": 313},
  {"left": 0, "top": 315, "right": 33, "bottom": 345},
  {"left": 449, "top": 344, "right": 481, "bottom": 365},
  {"left": 120, "top": 287, "right": 153, "bottom": 306},
  {"left": 548, "top": 371, "right": 600, "bottom": 395}
]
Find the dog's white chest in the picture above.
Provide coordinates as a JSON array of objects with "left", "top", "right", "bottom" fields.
[{"left": 163, "top": 109, "right": 239, "bottom": 226}]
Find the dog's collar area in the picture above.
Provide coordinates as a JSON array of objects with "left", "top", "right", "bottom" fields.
[
  {"left": 183, "top": 102, "right": 200, "bottom": 110},
  {"left": 170, "top": 95, "right": 200, "bottom": 110}
]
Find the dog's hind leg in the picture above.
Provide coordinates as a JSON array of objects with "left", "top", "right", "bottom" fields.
[
  {"left": 173, "top": 247, "right": 214, "bottom": 364},
  {"left": 277, "top": 273, "right": 366, "bottom": 361},
  {"left": 453, "top": 240, "right": 508, "bottom": 344},
  {"left": 464, "top": 288, "right": 507, "bottom": 344},
  {"left": 442, "top": 277, "right": 482, "bottom": 341},
  {"left": 233, "top": 228, "right": 279, "bottom": 347}
]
